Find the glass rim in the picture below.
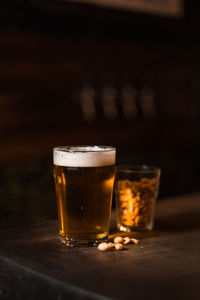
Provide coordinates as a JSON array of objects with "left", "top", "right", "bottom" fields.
[
  {"left": 53, "top": 145, "right": 116, "bottom": 153},
  {"left": 117, "top": 164, "right": 161, "bottom": 174}
]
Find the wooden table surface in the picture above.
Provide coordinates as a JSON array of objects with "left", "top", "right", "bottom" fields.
[{"left": 0, "top": 193, "right": 200, "bottom": 300}]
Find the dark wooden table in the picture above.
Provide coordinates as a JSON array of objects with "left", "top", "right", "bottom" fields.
[{"left": 0, "top": 193, "right": 200, "bottom": 300}]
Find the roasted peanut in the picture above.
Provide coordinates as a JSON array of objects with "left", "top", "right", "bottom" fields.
[
  {"left": 108, "top": 242, "right": 115, "bottom": 249},
  {"left": 115, "top": 243, "right": 123, "bottom": 251},
  {"left": 114, "top": 236, "right": 124, "bottom": 244},
  {"left": 134, "top": 215, "right": 144, "bottom": 226},
  {"left": 98, "top": 243, "right": 109, "bottom": 251},
  {"left": 131, "top": 238, "right": 139, "bottom": 244},
  {"left": 123, "top": 237, "right": 130, "bottom": 245}
]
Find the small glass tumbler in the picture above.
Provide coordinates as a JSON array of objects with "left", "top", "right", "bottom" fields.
[{"left": 115, "top": 165, "right": 161, "bottom": 232}]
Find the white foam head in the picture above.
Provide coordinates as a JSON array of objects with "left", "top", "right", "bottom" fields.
[{"left": 53, "top": 146, "right": 116, "bottom": 167}]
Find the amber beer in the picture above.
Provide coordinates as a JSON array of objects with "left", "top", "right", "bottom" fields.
[{"left": 53, "top": 146, "right": 116, "bottom": 246}]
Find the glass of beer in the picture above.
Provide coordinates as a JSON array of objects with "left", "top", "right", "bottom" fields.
[{"left": 53, "top": 146, "right": 116, "bottom": 246}]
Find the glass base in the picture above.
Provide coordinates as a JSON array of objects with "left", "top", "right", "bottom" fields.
[
  {"left": 118, "top": 222, "right": 153, "bottom": 232},
  {"left": 59, "top": 233, "right": 108, "bottom": 247}
]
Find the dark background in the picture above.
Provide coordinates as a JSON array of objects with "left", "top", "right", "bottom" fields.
[{"left": 0, "top": 0, "right": 200, "bottom": 229}]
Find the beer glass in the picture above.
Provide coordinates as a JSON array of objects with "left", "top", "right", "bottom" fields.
[{"left": 53, "top": 146, "right": 116, "bottom": 246}]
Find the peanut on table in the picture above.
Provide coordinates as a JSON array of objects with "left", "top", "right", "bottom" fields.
[{"left": 98, "top": 236, "right": 139, "bottom": 251}]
